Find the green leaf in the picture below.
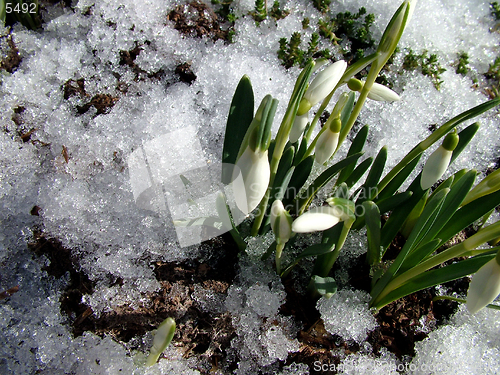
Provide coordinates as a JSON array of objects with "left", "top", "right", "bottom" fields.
[
  {"left": 418, "top": 170, "right": 476, "bottom": 246},
  {"left": 221, "top": 76, "right": 254, "bottom": 184},
  {"left": 375, "top": 154, "right": 422, "bottom": 202},
  {"left": 435, "top": 188, "right": 500, "bottom": 245},
  {"left": 364, "top": 201, "right": 382, "bottom": 265},
  {"left": 372, "top": 188, "right": 449, "bottom": 301},
  {"left": 450, "top": 123, "right": 479, "bottom": 164},
  {"left": 379, "top": 177, "right": 426, "bottom": 250},
  {"left": 357, "top": 146, "right": 387, "bottom": 206},
  {"left": 337, "top": 125, "right": 368, "bottom": 184},
  {"left": 312, "top": 275, "right": 338, "bottom": 298},
  {"left": 339, "top": 92, "right": 356, "bottom": 132},
  {"left": 296, "top": 152, "right": 364, "bottom": 214},
  {"left": 372, "top": 253, "right": 496, "bottom": 310},
  {"left": 342, "top": 157, "right": 373, "bottom": 188},
  {"left": 398, "top": 238, "right": 442, "bottom": 274},
  {"left": 283, "top": 155, "right": 314, "bottom": 208}
]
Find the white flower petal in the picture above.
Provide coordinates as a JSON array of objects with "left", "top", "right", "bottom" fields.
[
  {"left": 289, "top": 113, "right": 309, "bottom": 143},
  {"left": 231, "top": 147, "right": 270, "bottom": 215},
  {"left": 367, "top": 82, "right": 401, "bottom": 102},
  {"left": 467, "top": 258, "right": 500, "bottom": 314},
  {"left": 314, "top": 130, "right": 339, "bottom": 165},
  {"left": 292, "top": 206, "right": 341, "bottom": 233},
  {"left": 420, "top": 146, "right": 452, "bottom": 190},
  {"left": 304, "top": 61, "right": 347, "bottom": 107}
]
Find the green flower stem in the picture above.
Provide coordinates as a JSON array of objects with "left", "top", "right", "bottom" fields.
[
  {"left": 312, "top": 220, "right": 353, "bottom": 278},
  {"left": 251, "top": 62, "right": 314, "bottom": 236},
  {"left": 432, "top": 295, "right": 500, "bottom": 310},
  {"left": 303, "top": 90, "right": 336, "bottom": 144},
  {"left": 275, "top": 242, "right": 285, "bottom": 274},
  {"left": 336, "top": 62, "right": 379, "bottom": 153}
]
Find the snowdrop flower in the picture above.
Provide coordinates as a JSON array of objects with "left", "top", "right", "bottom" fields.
[
  {"left": 297, "top": 60, "right": 347, "bottom": 116},
  {"left": 466, "top": 252, "right": 500, "bottom": 314},
  {"left": 314, "top": 117, "right": 341, "bottom": 164},
  {"left": 232, "top": 146, "right": 270, "bottom": 215},
  {"left": 270, "top": 199, "right": 292, "bottom": 244},
  {"left": 420, "top": 131, "right": 459, "bottom": 190},
  {"left": 146, "top": 317, "right": 176, "bottom": 366},
  {"left": 347, "top": 78, "right": 400, "bottom": 102},
  {"left": 292, "top": 205, "right": 344, "bottom": 233},
  {"left": 289, "top": 113, "right": 309, "bottom": 143}
]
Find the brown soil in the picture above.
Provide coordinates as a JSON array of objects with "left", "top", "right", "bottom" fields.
[
  {"left": 0, "top": 33, "right": 22, "bottom": 73},
  {"left": 27, "top": 225, "right": 467, "bottom": 374},
  {"left": 167, "top": 1, "right": 232, "bottom": 43}
]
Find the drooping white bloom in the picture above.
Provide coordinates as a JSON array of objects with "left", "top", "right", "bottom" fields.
[
  {"left": 420, "top": 146, "right": 452, "bottom": 190},
  {"left": 146, "top": 317, "right": 176, "bottom": 366},
  {"left": 270, "top": 199, "right": 292, "bottom": 244},
  {"left": 347, "top": 78, "right": 400, "bottom": 102},
  {"left": 231, "top": 146, "right": 270, "bottom": 215},
  {"left": 420, "top": 131, "right": 459, "bottom": 190},
  {"left": 289, "top": 113, "right": 309, "bottom": 143},
  {"left": 292, "top": 206, "right": 342, "bottom": 233},
  {"left": 314, "top": 117, "right": 341, "bottom": 165},
  {"left": 297, "top": 60, "right": 347, "bottom": 115},
  {"left": 367, "top": 82, "right": 401, "bottom": 102},
  {"left": 466, "top": 257, "right": 500, "bottom": 314}
]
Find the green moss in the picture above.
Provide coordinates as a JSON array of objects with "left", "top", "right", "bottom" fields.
[
  {"left": 402, "top": 48, "right": 446, "bottom": 90},
  {"left": 455, "top": 51, "right": 470, "bottom": 76},
  {"left": 491, "top": 2, "right": 500, "bottom": 21},
  {"left": 311, "top": 0, "right": 331, "bottom": 13}
]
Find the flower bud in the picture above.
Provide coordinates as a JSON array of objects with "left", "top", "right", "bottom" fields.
[
  {"left": 270, "top": 200, "right": 292, "bottom": 244},
  {"left": 292, "top": 205, "right": 343, "bottom": 233},
  {"left": 289, "top": 113, "right": 309, "bottom": 143},
  {"left": 347, "top": 78, "right": 400, "bottom": 102},
  {"left": 297, "top": 60, "right": 347, "bottom": 116},
  {"left": 231, "top": 146, "right": 270, "bottom": 215},
  {"left": 314, "top": 117, "right": 341, "bottom": 165},
  {"left": 420, "top": 131, "right": 459, "bottom": 190},
  {"left": 377, "top": 0, "right": 417, "bottom": 65},
  {"left": 466, "top": 253, "right": 500, "bottom": 314},
  {"left": 146, "top": 317, "right": 176, "bottom": 366}
]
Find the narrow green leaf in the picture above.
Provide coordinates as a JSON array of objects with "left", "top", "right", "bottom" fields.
[
  {"left": 294, "top": 136, "right": 308, "bottom": 166},
  {"left": 357, "top": 146, "right": 387, "bottom": 206},
  {"left": 375, "top": 154, "right": 422, "bottom": 202},
  {"left": 221, "top": 75, "right": 254, "bottom": 184},
  {"left": 364, "top": 201, "right": 382, "bottom": 265},
  {"left": 296, "top": 153, "right": 364, "bottom": 214},
  {"left": 398, "top": 238, "right": 442, "bottom": 274},
  {"left": 283, "top": 155, "right": 314, "bottom": 209},
  {"left": 435, "top": 188, "right": 500, "bottom": 245},
  {"left": 372, "top": 253, "right": 496, "bottom": 310},
  {"left": 372, "top": 188, "right": 449, "bottom": 300},
  {"left": 337, "top": 125, "right": 369, "bottom": 184},
  {"left": 419, "top": 170, "right": 476, "bottom": 246},
  {"left": 342, "top": 157, "right": 373, "bottom": 188},
  {"left": 450, "top": 123, "right": 479, "bottom": 164},
  {"left": 339, "top": 92, "right": 356, "bottom": 131},
  {"left": 261, "top": 241, "right": 277, "bottom": 261}
]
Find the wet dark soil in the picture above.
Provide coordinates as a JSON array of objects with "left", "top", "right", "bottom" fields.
[{"left": 26, "top": 224, "right": 469, "bottom": 374}]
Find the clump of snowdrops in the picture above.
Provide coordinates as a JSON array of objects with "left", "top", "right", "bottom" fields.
[{"left": 184, "top": 0, "right": 500, "bottom": 314}]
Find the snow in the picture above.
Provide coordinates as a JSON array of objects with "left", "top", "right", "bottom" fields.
[{"left": 1, "top": 0, "right": 500, "bottom": 373}]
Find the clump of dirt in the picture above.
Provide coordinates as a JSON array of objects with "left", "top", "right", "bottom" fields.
[
  {"left": 167, "top": 1, "right": 232, "bottom": 43},
  {"left": 0, "top": 33, "right": 22, "bottom": 73},
  {"left": 62, "top": 78, "right": 119, "bottom": 115},
  {"left": 29, "top": 230, "right": 239, "bottom": 373}
]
